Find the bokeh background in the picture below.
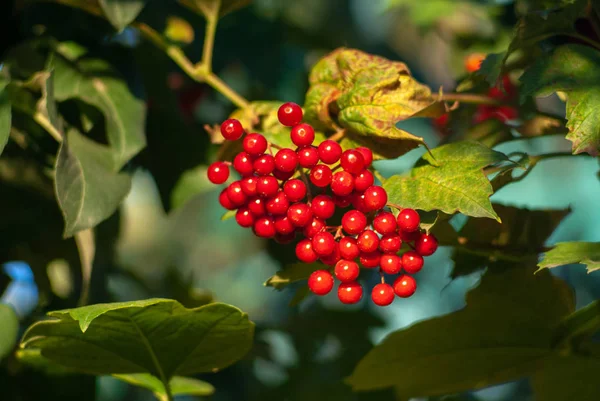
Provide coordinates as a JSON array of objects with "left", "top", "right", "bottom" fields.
[{"left": 1, "top": 0, "right": 599, "bottom": 400}]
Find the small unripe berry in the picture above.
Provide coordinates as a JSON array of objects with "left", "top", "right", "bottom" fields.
[
  {"left": 393, "top": 275, "right": 417, "bottom": 298},
  {"left": 338, "top": 281, "right": 363, "bottom": 304},
  {"left": 278, "top": 102, "right": 303, "bottom": 127},
  {"left": 220, "top": 118, "right": 244, "bottom": 140},
  {"left": 371, "top": 283, "right": 394, "bottom": 306},
  {"left": 207, "top": 162, "right": 229, "bottom": 184}
]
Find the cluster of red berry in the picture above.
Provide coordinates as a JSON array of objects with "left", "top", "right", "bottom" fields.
[{"left": 207, "top": 102, "right": 438, "bottom": 306}]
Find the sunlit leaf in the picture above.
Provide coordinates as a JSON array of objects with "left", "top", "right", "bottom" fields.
[{"left": 537, "top": 241, "right": 600, "bottom": 273}]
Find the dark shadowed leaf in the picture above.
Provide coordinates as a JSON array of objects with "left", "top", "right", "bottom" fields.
[
  {"left": 99, "top": 0, "right": 148, "bottom": 31},
  {"left": 179, "top": 0, "right": 251, "bottom": 18},
  {"left": 264, "top": 263, "right": 325, "bottom": 290},
  {"left": 538, "top": 242, "right": 600, "bottom": 273},
  {"left": 531, "top": 355, "right": 600, "bottom": 401},
  {"left": 113, "top": 373, "right": 215, "bottom": 399},
  {"left": 0, "top": 78, "right": 10, "bottom": 155},
  {"left": 0, "top": 304, "right": 18, "bottom": 360}
]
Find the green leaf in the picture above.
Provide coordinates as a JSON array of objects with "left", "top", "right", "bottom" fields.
[
  {"left": 305, "top": 48, "right": 433, "bottom": 157},
  {"left": 264, "top": 263, "right": 325, "bottom": 290},
  {"left": 221, "top": 210, "right": 236, "bottom": 221},
  {"left": 0, "top": 79, "right": 10, "bottom": 156},
  {"left": 531, "top": 355, "right": 600, "bottom": 401},
  {"left": 16, "top": 349, "right": 76, "bottom": 375},
  {"left": 113, "top": 373, "right": 215, "bottom": 399},
  {"left": 99, "top": 0, "right": 148, "bottom": 32},
  {"left": 53, "top": 45, "right": 147, "bottom": 170},
  {"left": 0, "top": 304, "right": 18, "bottom": 360},
  {"left": 520, "top": 44, "right": 600, "bottom": 156},
  {"left": 54, "top": 129, "right": 132, "bottom": 237},
  {"left": 347, "top": 267, "right": 574, "bottom": 395},
  {"left": 383, "top": 141, "right": 510, "bottom": 221},
  {"left": 20, "top": 299, "right": 254, "bottom": 379},
  {"left": 537, "top": 241, "right": 600, "bottom": 273},
  {"left": 552, "top": 300, "right": 600, "bottom": 347}
]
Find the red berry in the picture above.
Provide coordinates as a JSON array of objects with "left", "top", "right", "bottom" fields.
[
  {"left": 402, "top": 251, "right": 424, "bottom": 274},
  {"left": 283, "top": 179, "right": 307, "bottom": 202},
  {"left": 310, "top": 164, "right": 332, "bottom": 187},
  {"left": 265, "top": 191, "right": 290, "bottom": 215},
  {"left": 333, "top": 194, "right": 352, "bottom": 208},
  {"left": 253, "top": 154, "right": 275, "bottom": 175},
  {"left": 373, "top": 211, "right": 397, "bottom": 235},
  {"left": 339, "top": 237, "right": 360, "bottom": 260},
  {"left": 355, "top": 147, "right": 373, "bottom": 167},
  {"left": 233, "top": 152, "right": 254, "bottom": 177},
  {"left": 274, "top": 215, "right": 295, "bottom": 235},
  {"left": 334, "top": 260, "right": 360, "bottom": 282},
  {"left": 226, "top": 181, "right": 247, "bottom": 206},
  {"left": 341, "top": 210, "right": 367, "bottom": 235},
  {"left": 338, "top": 281, "right": 363, "bottom": 304},
  {"left": 380, "top": 254, "right": 402, "bottom": 274},
  {"left": 278, "top": 102, "right": 303, "bottom": 127},
  {"left": 371, "top": 283, "right": 394, "bottom": 306},
  {"left": 273, "top": 168, "right": 294, "bottom": 181},
  {"left": 399, "top": 229, "right": 419, "bottom": 242},
  {"left": 363, "top": 185, "right": 387, "bottom": 211},
  {"left": 434, "top": 113, "right": 449, "bottom": 131},
  {"left": 274, "top": 148, "right": 298, "bottom": 172},
  {"left": 311, "top": 195, "right": 335, "bottom": 219},
  {"left": 235, "top": 208, "right": 254, "bottom": 228},
  {"left": 491, "top": 106, "right": 519, "bottom": 123},
  {"left": 317, "top": 140, "right": 342, "bottom": 164},
  {"left": 297, "top": 146, "right": 319, "bottom": 168},
  {"left": 473, "top": 105, "right": 496, "bottom": 124},
  {"left": 253, "top": 216, "right": 276, "bottom": 238},
  {"left": 287, "top": 203, "right": 313, "bottom": 227},
  {"left": 359, "top": 251, "right": 381, "bottom": 268},
  {"left": 296, "top": 239, "right": 318, "bottom": 263},
  {"left": 248, "top": 196, "right": 266, "bottom": 216},
  {"left": 354, "top": 170, "right": 374, "bottom": 192},
  {"left": 331, "top": 171, "right": 355, "bottom": 196},
  {"left": 351, "top": 192, "right": 369, "bottom": 213},
  {"left": 320, "top": 245, "right": 341, "bottom": 266},
  {"left": 275, "top": 232, "right": 296, "bottom": 244},
  {"left": 340, "top": 149, "right": 365, "bottom": 174},
  {"left": 379, "top": 233, "right": 402, "bottom": 253},
  {"left": 303, "top": 217, "right": 326, "bottom": 239},
  {"left": 357, "top": 229, "right": 379, "bottom": 253},
  {"left": 207, "top": 162, "right": 230, "bottom": 184},
  {"left": 397, "top": 208, "right": 420, "bottom": 232},
  {"left": 220, "top": 118, "right": 244, "bottom": 141},
  {"left": 219, "top": 189, "right": 236, "bottom": 210},
  {"left": 308, "top": 270, "right": 334, "bottom": 295},
  {"left": 240, "top": 176, "right": 258, "bottom": 196},
  {"left": 394, "top": 275, "right": 417, "bottom": 298},
  {"left": 312, "top": 231, "right": 336, "bottom": 256},
  {"left": 256, "top": 176, "right": 279, "bottom": 197},
  {"left": 290, "top": 123, "right": 315, "bottom": 146},
  {"left": 415, "top": 233, "right": 438, "bottom": 256},
  {"left": 243, "top": 133, "right": 268, "bottom": 155}
]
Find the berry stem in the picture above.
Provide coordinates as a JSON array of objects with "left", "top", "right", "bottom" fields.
[
  {"left": 439, "top": 93, "right": 503, "bottom": 106},
  {"left": 386, "top": 203, "right": 403, "bottom": 212},
  {"left": 328, "top": 129, "right": 346, "bottom": 142},
  {"left": 200, "top": 0, "right": 219, "bottom": 74},
  {"left": 299, "top": 170, "right": 313, "bottom": 201},
  {"left": 379, "top": 269, "right": 385, "bottom": 284},
  {"left": 334, "top": 226, "right": 344, "bottom": 239}
]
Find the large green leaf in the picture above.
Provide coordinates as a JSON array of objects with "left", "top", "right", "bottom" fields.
[
  {"left": 537, "top": 242, "right": 600, "bottom": 273},
  {"left": 383, "top": 141, "right": 510, "bottom": 221},
  {"left": 0, "top": 304, "right": 19, "bottom": 360},
  {"left": 346, "top": 267, "right": 574, "bottom": 395},
  {"left": 54, "top": 129, "right": 132, "bottom": 237},
  {"left": 520, "top": 44, "right": 600, "bottom": 156},
  {"left": 264, "top": 263, "right": 325, "bottom": 290},
  {"left": 0, "top": 79, "right": 10, "bottom": 155},
  {"left": 53, "top": 44, "right": 146, "bottom": 170},
  {"left": 304, "top": 48, "right": 433, "bottom": 157},
  {"left": 20, "top": 299, "right": 254, "bottom": 379},
  {"left": 113, "top": 373, "right": 214, "bottom": 400},
  {"left": 98, "top": 0, "right": 148, "bottom": 31},
  {"left": 531, "top": 355, "right": 600, "bottom": 401}
]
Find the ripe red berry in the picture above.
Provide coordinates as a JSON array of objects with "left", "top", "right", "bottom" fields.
[
  {"left": 219, "top": 189, "right": 236, "bottom": 210},
  {"left": 334, "top": 260, "right": 360, "bottom": 282},
  {"left": 359, "top": 251, "right": 381, "bottom": 268},
  {"left": 355, "top": 147, "right": 373, "bottom": 167},
  {"left": 265, "top": 191, "right": 290, "bottom": 215},
  {"left": 340, "top": 149, "right": 366, "bottom": 174},
  {"left": 363, "top": 185, "right": 388, "bottom": 211},
  {"left": 220, "top": 118, "right": 244, "bottom": 140},
  {"left": 235, "top": 208, "right": 254, "bottom": 228},
  {"left": 394, "top": 275, "right": 417, "bottom": 298},
  {"left": 256, "top": 176, "right": 279, "bottom": 198},
  {"left": 402, "top": 251, "right": 424, "bottom": 274},
  {"left": 339, "top": 237, "right": 360, "bottom": 260},
  {"left": 373, "top": 211, "right": 397, "bottom": 235},
  {"left": 274, "top": 215, "right": 295, "bottom": 235},
  {"left": 312, "top": 231, "right": 336, "bottom": 256},
  {"left": 311, "top": 195, "right": 335, "bottom": 219},
  {"left": 357, "top": 230, "right": 380, "bottom": 253},
  {"left": 274, "top": 148, "right": 298, "bottom": 172},
  {"left": 248, "top": 196, "right": 266, "bottom": 216},
  {"left": 278, "top": 102, "right": 303, "bottom": 127},
  {"left": 290, "top": 123, "right": 315, "bottom": 146},
  {"left": 297, "top": 146, "right": 319, "bottom": 168},
  {"left": 275, "top": 232, "right": 296, "bottom": 244},
  {"left": 253, "top": 154, "right": 275, "bottom": 175},
  {"left": 273, "top": 168, "right": 294, "bottom": 181},
  {"left": 283, "top": 179, "right": 307, "bottom": 202},
  {"left": 351, "top": 192, "right": 369, "bottom": 213},
  {"left": 296, "top": 239, "right": 318, "bottom": 263},
  {"left": 371, "top": 283, "right": 394, "bottom": 306},
  {"left": 240, "top": 176, "right": 258, "bottom": 196},
  {"left": 380, "top": 254, "right": 402, "bottom": 274},
  {"left": 242, "top": 133, "right": 268, "bottom": 155},
  {"left": 379, "top": 233, "right": 402, "bottom": 253},
  {"left": 342, "top": 210, "right": 367, "bottom": 235},
  {"left": 338, "top": 281, "right": 363, "bottom": 304},
  {"left": 308, "top": 270, "right": 334, "bottom": 295},
  {"left": 398, "top": 229, "right": 419, "bottom": 243},
  {"left": 226, "top": 181, "right": 247, "bottom": 206},
  {"left": 287, "top": 203, "right": 313, "bottom": 227},
  {"left": 491, "top": 106, "right": 519, "bottom": 123},
  {"left": 303, "top": 217, "right": 326, "bottom": 239},
  {"left": 320, "top": 245, "right": 341, "bottom": 266},
  {"left": 331, "top": 171, "right": 355, "bottom": 196},
  {"left": 318, "top": 140, "right": 342, "bottom": 164},
  {"left": 310, "top": 164, "right": 332, "bottom": 187},
  {"left": 415, "top": 233, "right": 438, "bottom": 256},
  {"left": 207, "top": 162, "right": 230, "bottom": 184},
  {"left": 253, "top": 216, "right": 276, "bottom": 238},
  {"left": 333, "top": 194, "right": 352, "bottom": 208},
  {"left": 233, "top": 152, "right": 254, "bottom": 177},
  {"left": 354, "top": 170, "right": 374, "bottom": 192},
  {"left": 397, "top": 208, "right": 420, "bottom": 232}
]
